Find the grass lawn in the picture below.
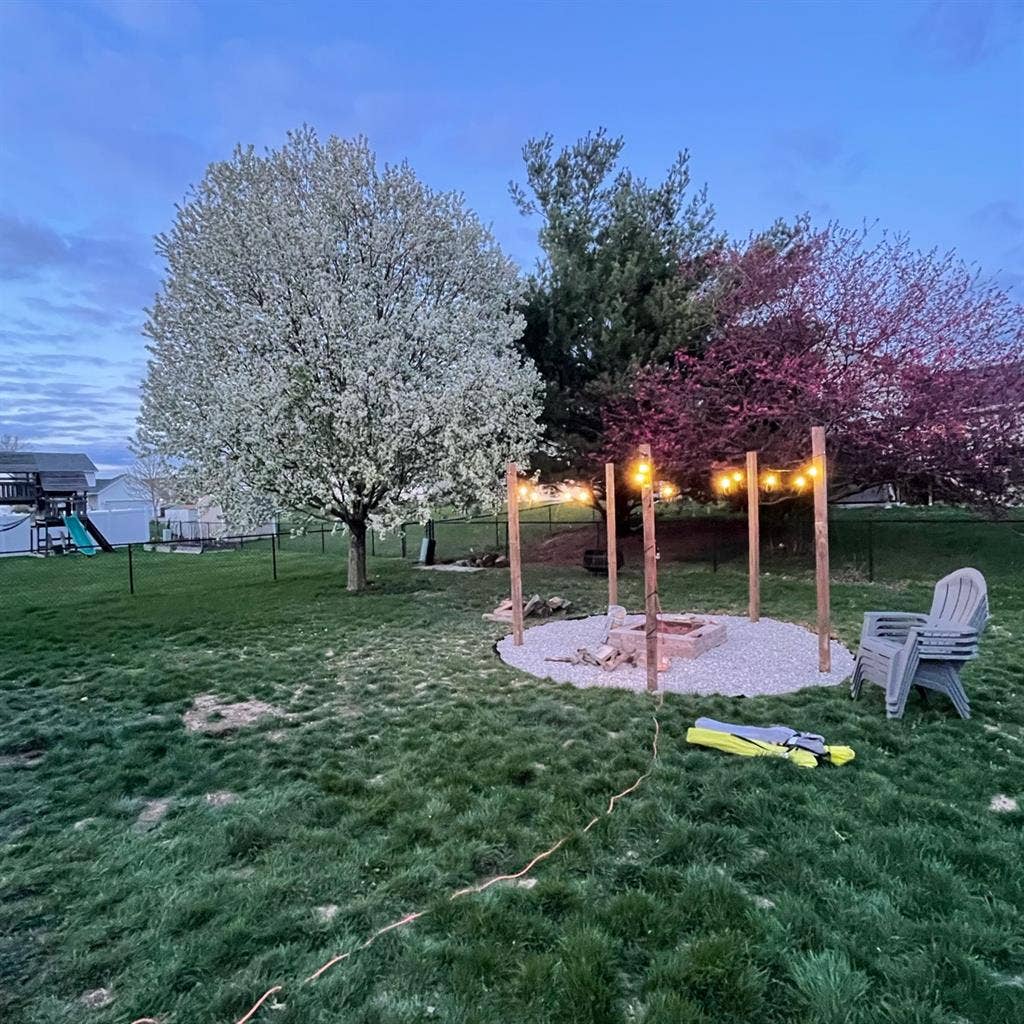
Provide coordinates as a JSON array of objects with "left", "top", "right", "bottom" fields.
[{"left": 1, "top": 539, "right": 1022, "bottom": 1024}]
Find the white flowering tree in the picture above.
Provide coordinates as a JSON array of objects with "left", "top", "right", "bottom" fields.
[{"left": 138, "top": 128, "right": 543, "bottom": 590}]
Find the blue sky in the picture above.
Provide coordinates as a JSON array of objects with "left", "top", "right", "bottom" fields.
[{"left": 1, "top": 0, "right": 1021, "bottom": 471}]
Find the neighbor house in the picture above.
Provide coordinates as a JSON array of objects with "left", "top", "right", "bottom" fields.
[
  {"left": 87, "top": 474, "right": 153, "bottom": 515},
  {"left": 160, "top": 497, "right": 277, "bottom": 541}
]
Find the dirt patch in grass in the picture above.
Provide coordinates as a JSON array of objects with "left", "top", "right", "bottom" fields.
[
  {"left": 204, "top": 790, "right": 238, "bottom": 808},
  {"left": 79, "top": 987, "right": 114, "bottom": 1009},
  {"left": 0, "top": 749, "right": 45, "bottom": 768},
  {"left": 183, "top": 694, "right": 285, "bottom": 735},
  {"left": 989, "top": 794, "right": 1019, "bottom": 813},
  {"left": 134, "top": 798, "right": 173, "bottom": 833}
]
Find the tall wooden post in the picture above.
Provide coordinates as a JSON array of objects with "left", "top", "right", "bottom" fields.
[
  {"left": 746, "top": 450, "right": 760, "bottom": 622},
  {"left": 506, "top": 462, "right": 524, "bottom": 646},
  {"left": 639, "top": 444, "right": 659, "bottom": 692},
  {"left": 605, "top": 462, "right": 618, "bottom": 607},
  {"left": 811, "top": 427, "right": 831, "bottom": 672}
]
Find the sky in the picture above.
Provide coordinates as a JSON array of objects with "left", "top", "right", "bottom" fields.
[{"left": 1, "top": 0, "right": 1022, "bottom": 472}]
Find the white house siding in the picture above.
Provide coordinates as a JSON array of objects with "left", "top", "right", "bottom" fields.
[{"left": 89, "top": 476, "right": 152, "bottom": 513}]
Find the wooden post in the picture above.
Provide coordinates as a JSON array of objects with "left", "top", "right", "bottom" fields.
[
  {"left": 506, "top": 462, "right": 525, "bottom": 646},
  {"left": 605, "top": 462, "right": 618, "bottom": 607},
  {"left": 811, "top": 426, "right": 831, "bottom": 672},
  {"left": 746, "top": 450, "right": 760, "bottom": 622},
  {"left": 639, "top": 444, "right": 659, "bottom": 692}
]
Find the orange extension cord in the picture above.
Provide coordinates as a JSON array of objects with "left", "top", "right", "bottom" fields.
[{"left": 130, "top": 708, "right": 662, "bottom": 1024}]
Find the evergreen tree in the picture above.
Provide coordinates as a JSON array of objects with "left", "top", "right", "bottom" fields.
[{"left": 510, "top": 129, "right": 721, "bottom": 497}]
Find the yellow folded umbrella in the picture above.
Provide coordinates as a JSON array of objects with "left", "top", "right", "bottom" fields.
[{"left": 685, "top": 727, "right": 855, "bottom": 768}]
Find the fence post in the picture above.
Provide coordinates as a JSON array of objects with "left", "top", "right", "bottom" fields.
[
  {"left": 401, "top": 530, "right": 407, "bottom": 559},
  {"left": 867, "top": 520, "right": 875, "bottom": 582},
  {"left": 712, "top": 527, "right": 719, "bottom": 573},
  {"left": 271, "top": 532, "right": 277, "bottom": 581},
  {"left": 370, "top": 528, "right": 376, "bottom": 557},
  {"left": 128, "top": 542, "right": 134, "bottom": 595},
  {"left": 495, "top": 514, "right": 500, "bottom": 549}
]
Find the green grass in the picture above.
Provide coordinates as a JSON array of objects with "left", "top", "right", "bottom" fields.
[{"left": 1, "top": 539, "right": 1022, "bottom": 1024}]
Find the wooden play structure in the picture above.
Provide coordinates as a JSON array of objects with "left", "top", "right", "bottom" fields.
[{"left": 0, "top": 451, "right": 113, "bottom": 555}]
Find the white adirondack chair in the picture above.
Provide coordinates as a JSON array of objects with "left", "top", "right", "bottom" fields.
[{"left": 850, "top": 568, "right": 988, "bottom": 719}]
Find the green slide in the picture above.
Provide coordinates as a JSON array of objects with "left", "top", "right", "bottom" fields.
[{"left": 63, "top": 514, "right": 98, "bottom": 556}]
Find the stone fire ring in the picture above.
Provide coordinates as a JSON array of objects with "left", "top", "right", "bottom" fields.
[{"left": 496, "top": 614, "right": 854, "bottom": 698}]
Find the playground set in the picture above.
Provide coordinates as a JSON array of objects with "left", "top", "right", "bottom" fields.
[{"left": 0, "top": 452, "right": 114, "bottom": 556}]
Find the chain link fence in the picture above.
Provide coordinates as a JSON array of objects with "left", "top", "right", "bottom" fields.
[{"left": 1, "top": 512, "right": 1021, "bottom": 616}]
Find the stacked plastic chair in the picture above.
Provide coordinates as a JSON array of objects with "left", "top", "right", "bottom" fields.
[{"left": 851, "top": 568, "right": 988, "bottom": 720}]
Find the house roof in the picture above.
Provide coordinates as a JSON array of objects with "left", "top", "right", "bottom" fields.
[
  {"left": 88, "top": 474, "right": 126, "bottom": 494},
  {"left": 38, "top": 471, "right": 90, "bottom": 492},
  {"left": 0, "top": 451, "right": 97, "bottom": 474}
]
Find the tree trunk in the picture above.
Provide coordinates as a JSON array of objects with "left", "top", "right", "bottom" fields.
[
  {"left": 347, "top": 518, "right": 367, "bottom": 592},
  {"left": 613, "top": 484, "right": 634, "bottom": 537}
]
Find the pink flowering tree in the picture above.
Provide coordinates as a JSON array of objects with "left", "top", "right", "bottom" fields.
[{"left": 604, "top": 223, "right": 1024, "bottom": 506}]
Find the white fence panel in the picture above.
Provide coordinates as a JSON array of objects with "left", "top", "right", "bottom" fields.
[
  {"left": 0, "top": 514, "right": 32, "bottom": 555},
  {"left": 89, "top": 508, "right": 150, "bottom": 545}
]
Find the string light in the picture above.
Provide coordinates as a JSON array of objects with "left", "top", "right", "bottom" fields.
[
  {"left": 660, "top": 483, "right": 676, "bottom": 499},
  {"left": 712, "top": 463, "right": 819, "bottom": 494},
  {"left": 634, "top": 460, "right": 653, "bottom": 488}
]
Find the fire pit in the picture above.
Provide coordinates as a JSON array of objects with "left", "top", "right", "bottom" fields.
[{"left": 607, "top": 613, "right": 726, "bottom": 667}]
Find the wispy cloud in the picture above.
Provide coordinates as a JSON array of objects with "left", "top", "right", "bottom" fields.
[{"left": 906, "top": 0, "right": 1024, "bottom": 70}]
